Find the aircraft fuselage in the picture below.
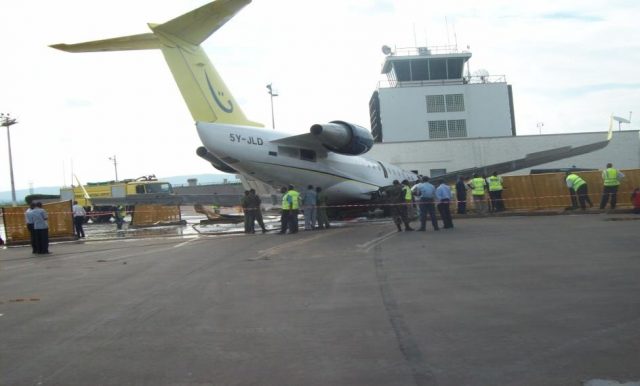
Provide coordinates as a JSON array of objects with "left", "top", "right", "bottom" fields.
[{"left": 196, "top": 122, "right": 418, "bottom": 203}]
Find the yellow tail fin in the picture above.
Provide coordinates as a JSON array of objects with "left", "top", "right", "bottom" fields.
[{"left": 51, "top": 0, "right": 263, "bottom": 127}]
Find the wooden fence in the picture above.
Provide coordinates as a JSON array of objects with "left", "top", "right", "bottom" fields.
[{"left": 497, "top": 169, "right": 639, "bottom": 210}]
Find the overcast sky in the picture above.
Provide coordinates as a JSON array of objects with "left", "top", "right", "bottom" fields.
[{"left": 0, "top": 0, "right": 638, "bottom": 192}]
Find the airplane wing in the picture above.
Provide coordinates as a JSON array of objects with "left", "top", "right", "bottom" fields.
[
  {"left": 271, "top": 133, "right": 329, "bottom": 156},
  {"left": 435, "top": 116, "right": 616, "bottom": 183},
  {"left": 436, "top": 138, "right": 611, "bottom": 183}
]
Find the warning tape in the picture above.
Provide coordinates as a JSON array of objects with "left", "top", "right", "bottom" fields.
[{"left": 1, "top": 190, "right": 637, "bottom": 216}]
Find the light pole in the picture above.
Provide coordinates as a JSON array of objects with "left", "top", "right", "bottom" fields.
[
  {"left": 1, "top": 113, "right": 18, "bottom": 206},
  {"left": 537, "top": 122, "right": 544, "bottom": 135},
  {"left": 108, "top": 155, "right": 119, "bottom": 182},
  {"left": 266, "top": 83, "right": 278, "bottom": 129}
]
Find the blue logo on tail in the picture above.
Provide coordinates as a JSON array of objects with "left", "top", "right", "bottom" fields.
[{"left": 205, "top": 71, "right": 234, "bottom": 113}]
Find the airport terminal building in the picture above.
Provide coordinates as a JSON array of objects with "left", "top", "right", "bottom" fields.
[{"left": 367, "top": 45, "right": 639, "bottom": 176}]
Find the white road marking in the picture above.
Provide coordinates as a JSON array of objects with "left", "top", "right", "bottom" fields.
[{"left": 357, "top": 230, "right": 398, "bottom": 253}]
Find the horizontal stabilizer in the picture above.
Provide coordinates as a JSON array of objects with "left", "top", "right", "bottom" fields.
[
  {"left": 51, "top": 33, "right": 160, "bottom": 52},
  {"left": 152, "top": 0, "right": 252, "bottom": 45}
]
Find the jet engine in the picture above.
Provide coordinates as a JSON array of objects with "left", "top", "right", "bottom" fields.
[
  {"left": 196, "top": 147, "right": 237, "bottom": 174},
  {"left": 310, "top": 120, "right": 374, "bottom": 156}
]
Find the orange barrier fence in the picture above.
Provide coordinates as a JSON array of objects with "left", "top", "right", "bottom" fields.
[
  {"left": 131, "top": 205, "right": 182, "bottom": 227},
  {"left": 1, "top": 202, "right": 182, "bottom": 245},
  {"left": 1, "top": 201, "right": 75, "bottom": 245},
  {"left": 500, "top": 169, "right": 640, "bottom": 210}
]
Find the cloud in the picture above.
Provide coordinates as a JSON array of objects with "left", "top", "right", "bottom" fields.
[{"left": 541, "top": 11, "right": 603, "bottom": 22}]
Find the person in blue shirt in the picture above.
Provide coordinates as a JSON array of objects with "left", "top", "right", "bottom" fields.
[
  {"left": 435, "top": 180, "right": 454, "bottom": 229},
  {"left": 414, "top": 176, "right": 440, "bottom": 231},
  {"left": 31, "top": 202, "right": 50, "bottom": 254},
  {"left": 302, "top": 185, "right": 317, "bottom": 230}
]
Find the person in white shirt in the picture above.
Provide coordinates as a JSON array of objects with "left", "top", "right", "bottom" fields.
[{"left": 72, "top": 201, "right": 87, "bottom": 238}]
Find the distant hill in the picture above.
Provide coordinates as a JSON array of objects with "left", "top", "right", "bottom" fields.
[{"left": 0, "top": 173, "right": 240, "bottom": 205}]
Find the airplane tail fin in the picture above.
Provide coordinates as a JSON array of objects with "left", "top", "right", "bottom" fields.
[{"left": 50, "top": 0, "right": 263, "bottom": 127}]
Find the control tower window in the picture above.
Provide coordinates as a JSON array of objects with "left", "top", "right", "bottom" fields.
[
  {"left": 426, "top": 95, "right": 445, "bottom": 113},
  {"left": 411, "top": 59, "right": 429, "bottom": 81},
  {"left": 393, "top": 61, "right": 411, "bottom": 82},
  {"left": 429, "top": 58, "right": 447, "bottom": 80},
  {"left": 447, "top": 58, "right": 464, "bottom": 79}
]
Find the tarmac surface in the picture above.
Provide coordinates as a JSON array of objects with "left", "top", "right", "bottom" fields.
[{"left": 1, "top": 213, "right": 639, "bottom": 386}]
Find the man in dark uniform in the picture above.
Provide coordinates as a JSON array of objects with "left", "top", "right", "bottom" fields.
[
  {"left": 455, "top": 176, "right": 467, "bottom": 214},
  {"left": 240, "top": 190, "right": 254, "bottom": 233},
  {"left": 388, "top": 180, "right": 413, "bottom": 232},
  {"left": 247, "top": 189, "right": 266, "bottom": 233}
]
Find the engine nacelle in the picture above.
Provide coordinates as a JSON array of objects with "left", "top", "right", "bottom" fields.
[
  {"left": 196, "top": 147, "right": 237, "bottom": 174},
  {"left": 310, "top": 120, "right": 374, "bottom": 155}
]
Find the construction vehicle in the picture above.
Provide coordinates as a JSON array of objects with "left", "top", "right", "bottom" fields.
[{"left": 60, "top": 175, "right": 174, "bottom": 223}]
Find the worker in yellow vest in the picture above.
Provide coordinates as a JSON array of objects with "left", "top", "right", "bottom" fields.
[
  {"left": 278, "top": 186, "right": 290, "bottom": 234},
  {"left": 599, "top": 163, "right": 625, "bottom": 210},
  {"left": 486, "top": 171, "right": 505, "bottom": 212},
  {"left": 401, "top": 179, "right": 415, "bottom": 219},
  {"left": 286, "top": 184, "right": 301, "bottom": 234},
  {"left": 565, "top": 171, "right": 593, "bottom": 210},
  {"left": 469, "top": 173, "right": 487, "bottom": 215}
]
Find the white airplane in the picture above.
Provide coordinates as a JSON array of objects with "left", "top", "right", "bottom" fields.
[{"left": 51, "top": 0, "right": 610, "bottom": 205}]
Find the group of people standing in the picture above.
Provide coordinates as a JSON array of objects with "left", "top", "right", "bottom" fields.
[
  {"left": 565, "top": 163, "right": 626, "bottom": 210},
  {"left": 387, "top": 177, "right": 454, "bottom": 232},
  {"left": 240, "top": 184, "right": 331, "bottom": 235},
  {"left": 279, "top": 184, "right": 330, "bottom": 234},
  {"left": 455, "top": 171, "right": 506, "bottom": 216}
]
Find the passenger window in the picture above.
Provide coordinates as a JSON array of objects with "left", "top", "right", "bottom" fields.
[
  {"left": 278, "top": 146, "right": 299, "bottom": 158},
  {"left": 300, "top": 149, "right": 316, "bottom": 162}
]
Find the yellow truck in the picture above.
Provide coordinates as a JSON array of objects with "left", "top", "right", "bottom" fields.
[{"left": 60, "top": 176, "right": 174, "bottom": 222}]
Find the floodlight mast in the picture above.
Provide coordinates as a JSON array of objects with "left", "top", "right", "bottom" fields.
[
  {"left": 1, "top": 113, "right": 18, "bottom": 206},
  {"left": 266, "top": 84, "right": 278, "bottom": 130}
]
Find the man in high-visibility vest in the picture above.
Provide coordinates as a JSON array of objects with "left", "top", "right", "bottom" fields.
[
  {"left": 278, "top": 186, "right": 290, "bottom": 234},
  {"left": 565, "top": 172, "right": 593, "bottom": 210},
  {"left": 599, "top": 162, "right": 625, "bottom": 210},
  {"left": 286, "top": 184, "right": 301, "bottom": 234},
  {"left": 469, "top": 173, "right": 487, "bottom": 215},
  {"left": 388, "top": 180, "right": 414, "bottom": 232},
  {"left": 401, "top": 179, "right": 415, "bottom": 220},
  {"left": 486, "top": 171, "right": 505, "bottom": 212}
]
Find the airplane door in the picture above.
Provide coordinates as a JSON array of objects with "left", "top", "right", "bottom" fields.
[{"left": 377, "top": 161, "right": 389, "bottom": 179}]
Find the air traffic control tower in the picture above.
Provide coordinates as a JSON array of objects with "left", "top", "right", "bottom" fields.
[{"left": 369, "top": 46, "right": 516, "bottom": 143}]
